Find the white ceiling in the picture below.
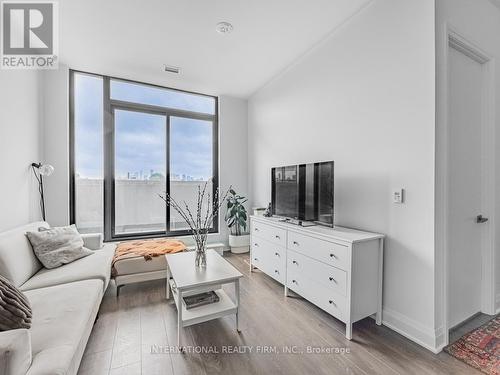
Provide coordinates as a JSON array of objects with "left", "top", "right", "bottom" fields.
[{"left": 59, "top": 0, "right": 371, "bottom": 98}]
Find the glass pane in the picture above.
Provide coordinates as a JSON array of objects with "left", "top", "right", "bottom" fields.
[
  {"left": 114, "top": 110, "right": 166, "bottom": 235},
  {"left": 74, "top": 73, "right": 104, "bottom": 234},
  {"left": 170, "top": 117, "right": 213, "bottom": 231},
  {"left": 110, "top": 80, "right": 215, "bottom": 115}
]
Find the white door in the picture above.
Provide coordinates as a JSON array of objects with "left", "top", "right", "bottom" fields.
[{"left": 448, "top": 46, "right": 487, "bottom": 328}]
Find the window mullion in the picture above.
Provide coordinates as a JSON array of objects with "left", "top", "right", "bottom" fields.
[
  {"left": 166, "top": 113, "right": 171, "bottom": 235},
  {"left": 103, "top": 77, "right": 113, "bottom": 242}
]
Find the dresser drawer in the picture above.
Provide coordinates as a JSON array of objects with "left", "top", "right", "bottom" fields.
[
  {"left": 287, "top": 265, "right": 347, "bottom": 322},
  {"left": 251, "top": 239, "right": 286, "bottom": 284},
  {"left": 268, "top": 265, "right": 285, "bottom": 284},
  {"left": 252, "top": 235, "right": 286, "bottom": 261},
  {"left": 287, "top": 249, "right": 347, "bottom": 296},
  {"left": 251, "top": 243, "right": 264, "bottom": 268},
  {"left": 252, "top": 220, "right": 287, "bottom": 247},
  {"left": 287, "top": 231, "right": 349, "bottom": 271}
]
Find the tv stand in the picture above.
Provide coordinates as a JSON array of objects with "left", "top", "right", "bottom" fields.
[{"left": 250, "top": 215, "right": 384, "bottom": 340}]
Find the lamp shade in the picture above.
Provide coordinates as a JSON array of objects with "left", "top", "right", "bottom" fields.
[{"left": 39, "top": 164, "right": 54, "bottom": 176}]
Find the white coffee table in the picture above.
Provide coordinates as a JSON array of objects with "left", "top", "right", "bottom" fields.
[{"left": 165, "top": 249, "right": 243, "bottom": 347}]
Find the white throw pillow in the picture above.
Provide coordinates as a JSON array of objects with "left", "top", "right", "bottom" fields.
[{"left": 26, "top": 225, "right": 93, "bottom": 269}]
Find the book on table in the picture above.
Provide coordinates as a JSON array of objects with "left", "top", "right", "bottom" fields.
[{"left": 183, "top": 291, "right": 220, "bottom": 309}]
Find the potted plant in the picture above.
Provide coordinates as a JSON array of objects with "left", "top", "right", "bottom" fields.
[{"left": 225, "top": 189, "right": 250, "bottom": 254}]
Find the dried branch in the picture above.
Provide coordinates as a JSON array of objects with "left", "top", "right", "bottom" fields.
[{"left": 158, "top": 179, "right": 231, "bottom": 252}]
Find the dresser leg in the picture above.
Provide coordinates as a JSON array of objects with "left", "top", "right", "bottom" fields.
[
  {"left": 284, "top": 286, "right": 288, "bottom": 297},
  {"left": 346, "top": 322, "right": 352, "bottom": 340}
]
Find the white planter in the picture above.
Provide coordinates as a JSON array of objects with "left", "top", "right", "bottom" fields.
[{"left": 229, "top": 234, "right": 250, "bottom": 254}]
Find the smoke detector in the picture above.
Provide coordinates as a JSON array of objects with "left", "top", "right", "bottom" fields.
[{"left": 216, "top": 22, "right": 233, "bottom": 34}]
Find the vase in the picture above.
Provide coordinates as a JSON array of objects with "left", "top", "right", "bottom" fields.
[{"left": 195, "top": 247, "right": 207, "bottom": 267}]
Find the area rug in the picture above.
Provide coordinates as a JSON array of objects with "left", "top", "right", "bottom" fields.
[{"left": 444, "top": 315, "right": 499, "bottom": 375}]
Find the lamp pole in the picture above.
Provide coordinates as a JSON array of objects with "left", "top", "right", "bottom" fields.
[{"left": 31, "top": 163, "right": 54, "bottom": 222}]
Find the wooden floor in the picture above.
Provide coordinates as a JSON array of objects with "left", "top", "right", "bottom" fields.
[{"left": 78, "top": 253, "right": 479, "bottom": 375}]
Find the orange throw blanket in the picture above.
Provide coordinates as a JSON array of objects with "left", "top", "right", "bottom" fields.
[{"left": 112, "top": 239, "right": 186, "bottom": 275}]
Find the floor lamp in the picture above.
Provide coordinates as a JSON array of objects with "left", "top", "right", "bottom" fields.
[{"left": 31, "top": 163, "right": 55, "bottom": 221}]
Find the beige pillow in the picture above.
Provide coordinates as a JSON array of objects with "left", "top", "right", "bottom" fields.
[
  {"left": 0, "top": 275, "right": 32, "bottom": 331},
  {"left": 26, "top": 225, "right": 93, "bottom": 269}
]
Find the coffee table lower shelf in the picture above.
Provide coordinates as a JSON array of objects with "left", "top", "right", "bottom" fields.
[{"left": 168, "top": 279, "right": 238, "bottom": 328}]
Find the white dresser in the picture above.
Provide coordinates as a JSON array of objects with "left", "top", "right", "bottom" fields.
[{"left": 250, "top": 216, "right": 384, "bottom": 339}]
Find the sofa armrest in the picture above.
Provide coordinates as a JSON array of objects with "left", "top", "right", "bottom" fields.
[
  {"left": 0, "top": 329, "right": 31, "bottom": 375},
  {"left": 82, "top": 233, "right": 104, "bottom": 250}
]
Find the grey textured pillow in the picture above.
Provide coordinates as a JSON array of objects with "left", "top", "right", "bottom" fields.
[
  {"left": 0, "top": 275, "right": 32, "bottom": 331},
  {"left": 26, "top": 225, "right": 93, "bottom": 269}
]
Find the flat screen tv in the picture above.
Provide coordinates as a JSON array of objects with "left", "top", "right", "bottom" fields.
[{"left": 271, "top": 161, "right": 334, "bottom": 226}]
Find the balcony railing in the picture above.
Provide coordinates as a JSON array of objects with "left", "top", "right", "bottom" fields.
[{"left": 75, "top": 178, "right": 212, "bottom": 234}]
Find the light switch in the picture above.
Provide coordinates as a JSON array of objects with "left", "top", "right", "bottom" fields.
[{"left": 393, "top": 189, "right": 404, "bottom": 204}]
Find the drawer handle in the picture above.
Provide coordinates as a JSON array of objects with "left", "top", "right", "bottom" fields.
[
  {"left": 292, "top": 260, "right": 298, "bottom": 265},
  {"left": 293, "top": 241, "right": 299, "bottom": 246},
  {"left": 292, "top": 279, "right": 297, "bottom": 284},
  {"left": 329, "top": 277, "right": 337, "bottom": 283},
  {"left": 254, "top": 243, "right": 259, "bottom": 247},
  {"left": 329, "top": 300, "right": 337, "bottom": 306},
  {"left": 274, "top": 269, "right": 279, "bottom": 274},
  {"left": 330, "top": 253, "right": 337, "bottom": 259},
  {"left": 275, "top": 252, "right": 280, "bottom": 257},
  {"left": 255, "top": 228, "right": 259, "bottom": 232},
  {"left": 275, "top": 235, "right": 281, "bottom": 239},
  {"left": 254, "top": 257, "right": 258, "bottom": 261}
]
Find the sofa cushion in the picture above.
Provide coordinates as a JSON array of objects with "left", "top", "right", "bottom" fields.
[
  {"left": 26, "top": 225, "right": 93, "bottom": 269},
  {"left": 23, "top": 280, "right": 102, "bottom": 375},
  {"left": 19, "top": 243, "right": 115, "bottom": 293},
  {"left": 0, "top": 329, "right": 32, "bottom": 375},
  {"left": 113, "top": 253, "right": 168, "bottom": 275},
  {"left": 0, "top": 222, "right": 47, "bottom": 287}
]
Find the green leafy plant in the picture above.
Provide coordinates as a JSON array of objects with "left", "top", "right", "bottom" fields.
[{"left": 225, "top": 189, "right": 248, "bottom": 236}]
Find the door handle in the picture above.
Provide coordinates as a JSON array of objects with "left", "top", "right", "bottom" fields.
[{"left": 476, "top": 215, "right": 489, "bottom": 224}]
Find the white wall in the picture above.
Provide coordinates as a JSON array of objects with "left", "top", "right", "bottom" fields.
[
  {"left": 248, "top": 0, "right": 438, "bottom": 350},
  {"left": 42, "top": 68, "right": 248, "bottom": 247},
  {"left": 218, "top": 96, "right": 249, "bottom": 243},
  {"left": 0, "top": 71, "right": 43, "bottom": 232},
  {"left": 435, "top": 0, "right": 500, "bottom": 334},
  {"left": 42, "top": 65, "right": 70, "bottom": 227}
]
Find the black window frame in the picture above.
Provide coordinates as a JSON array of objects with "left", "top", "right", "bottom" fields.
[{"left": 69, "top": 70, "right": 219, "bottom": 242}]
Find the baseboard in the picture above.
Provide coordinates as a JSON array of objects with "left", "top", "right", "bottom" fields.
[
  {"left": 496, "top": 293, "right": 500, "bottom": 314},
  {"left": 381, "top": 308, "right": 445, "bottom": 354}
]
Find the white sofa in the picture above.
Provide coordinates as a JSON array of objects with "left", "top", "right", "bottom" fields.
[{"left": 0, "top": 222, "right": 115, "bottom": 375}]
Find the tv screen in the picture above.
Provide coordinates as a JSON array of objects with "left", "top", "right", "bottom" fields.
[
  {"left": 272, "top": 165, "right": 299, "bottom": 219},
  {"left": 271, "top": 161, "right": 334, "bottom": 226}
]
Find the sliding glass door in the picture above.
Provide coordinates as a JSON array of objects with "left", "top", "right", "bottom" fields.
[
  {"left": 169, "top": 116, "right": 214, "bottom": 231},
  {"left": 113, "top": 109, "right": 167, "bottom": 236}
]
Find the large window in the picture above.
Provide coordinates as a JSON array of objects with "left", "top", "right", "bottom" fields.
[{"left": 70, "top": 71, "right": 218, "bottom": 241}]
